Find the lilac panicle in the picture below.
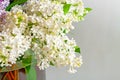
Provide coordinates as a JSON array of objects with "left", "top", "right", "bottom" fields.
[
  {"left": 0, "top": 0, "right": 9, "bottom": 25},
  {"left": 0, "top": 0, "right": 10, "bottom": 9}
]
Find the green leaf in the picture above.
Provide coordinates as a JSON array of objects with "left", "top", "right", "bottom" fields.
[
  {"left": 6, "top": 0, "right": 28, "bottom": 11},
  {"left": 63, "top": 4, "right": 71, "bottom": 15},
  {"left": 50, "top": 61, "right": 55, "bottom": 66},
  {"left": 64, "top": 40, "right": 68, "bottom": 43},
  {"left": 85, "top": 8, "right": 92, "bottom": 12},
  {"left": 23, "top": 49, "right": 37, "bottom": 80},
  {"left": 22, "top": 49, "right": 36, "bottom": 66},
  {"left": 63, "top": 29, "right": 67, "bottom": 33},
  {"left": 25, "top": 65, "right": 37, "bottom": 80},
  {"left": 83, "top": 8, "right": 92, "bottom": 17},
  {"left": 74, "top": 46, "right": 81, "bottom": 53}
]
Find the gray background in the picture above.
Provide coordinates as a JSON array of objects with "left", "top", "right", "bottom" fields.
[{"left": 46, "top": 0, "right": 120, "bottom": 80}]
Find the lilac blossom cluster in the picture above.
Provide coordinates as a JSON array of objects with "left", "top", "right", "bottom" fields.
[
  {"left": 0, "top": 0, "right": 9, "bottom": 25},
  {"left": 0, "top": 0, "right": 9, "bottom": 10},
  {"left": 0, "top": 0, "right": 91, "bottom": 73}
]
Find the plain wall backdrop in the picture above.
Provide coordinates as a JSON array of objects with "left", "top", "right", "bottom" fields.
[{"left": 46, "top": 0, "right": 120, "bottom": 80}]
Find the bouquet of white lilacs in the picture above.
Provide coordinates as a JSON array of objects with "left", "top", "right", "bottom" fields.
[{"left": 0, "top": 0, "right": 91, "bottom": 75}]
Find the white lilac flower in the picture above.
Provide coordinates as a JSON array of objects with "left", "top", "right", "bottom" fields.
[
  {"left": 0, "top": 5, "right": 30, "bottom": 66},
  {"left": 0, "top": 0, "right": 85, "bottom": 73},
  {"left": 0, "top": 30, "right": 31, "bottom": 66}
]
